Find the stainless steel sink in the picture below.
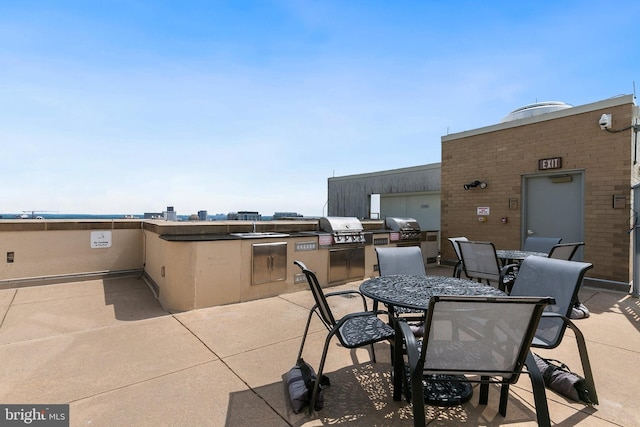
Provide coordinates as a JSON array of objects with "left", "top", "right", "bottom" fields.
[{"left": 230, "top": 232, "right": 290, "bottom": 239}]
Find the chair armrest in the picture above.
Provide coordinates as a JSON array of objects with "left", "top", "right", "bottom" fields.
[
  {"left": 396, "top": 320, "right": 420, "bottom": 369},
  {"left": 501, "top": 262, "right": 519, "bottom": 272},
  {"left": 394, "top": 319, "right": 424, "bottom": 404},
  {"left": 336, "top": 310, "right": 389, "bottom": 323}
]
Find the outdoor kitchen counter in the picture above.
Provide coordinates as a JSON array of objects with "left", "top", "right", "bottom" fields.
[{"left": 140, "top": 219, "right": 433, "bottom": 312}]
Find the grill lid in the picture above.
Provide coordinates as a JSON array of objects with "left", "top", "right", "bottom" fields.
[
  {"left": 385, "top": 217, "right": 420, "bottom": 231},
  {"left": 319, "top": 217, "right": 364, "bottom": 233}
]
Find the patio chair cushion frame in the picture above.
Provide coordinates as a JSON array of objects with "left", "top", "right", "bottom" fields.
[
  {"left": 509, "top": 255, "right": 598, "bottom": 404},
  {"left": 523, "top": 236, "right": 562, "bottom": 253},
  {"left": 393, "top": 295, "right": 554, "bottom": 427},
  {"left": 457, "top": 240, "right": 518, "bottom": 292},
  {"left": 375, "top": 246, "right": 427, "bottom": 319},
  {"left": 375, "top": 246, "right": 427, "bottom": 277}
]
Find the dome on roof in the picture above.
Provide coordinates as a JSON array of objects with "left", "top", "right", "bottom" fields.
[{"left": 501, "top": 101, "right": 573, "bottom": 122}]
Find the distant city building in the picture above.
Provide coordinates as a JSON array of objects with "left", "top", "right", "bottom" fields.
[
  {"left": 273, "top": 212, "right": 303, "bottom": 219},
  {"left": 197, "top": 210, "right": 208, "bottom": 221},
  {"left": 164, "top": 206, "right": 177, "bottom": 221},
  {"left": 143, "top": 212, "right": 163, "bottom": 219},
  {"left": 227, "top": 211, "right": 261, "bottom": 221}
]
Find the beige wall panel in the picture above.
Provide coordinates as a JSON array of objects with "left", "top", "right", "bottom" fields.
[
  {"left": 194, "top": 241, "right": 243, "bottom": 308},
  {"left": 0, "top": 228, "right": 142, "bottom": 280}
]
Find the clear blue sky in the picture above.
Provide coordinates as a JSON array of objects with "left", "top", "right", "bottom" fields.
[{"left": 1, "top": 1, "right": 638, "bottom": 217}]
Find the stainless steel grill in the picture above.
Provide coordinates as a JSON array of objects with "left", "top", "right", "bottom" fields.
[
  {"left": 385, "top": 217, "right": 422, "bottom": 241},
  {"left": 319, "top": 216, "right": 366, "bottom": 245}
]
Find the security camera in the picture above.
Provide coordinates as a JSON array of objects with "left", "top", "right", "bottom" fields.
[{"left": 599, "top": 113, "right": 612, "bottom": 130}]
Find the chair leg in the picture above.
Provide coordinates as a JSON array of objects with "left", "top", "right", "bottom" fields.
[
  {"left": 410, "top": 368, "right": 426, "bottom": 427},
  {"left": 296, "top": 310, "right": 315, "bottom": 361},
  {"left": 526, "top": 351, "right": 551, "bottom": 427},
  {"left": 308, "top": 333, "right": 333, "bottom": 414},
  {"left": 498, "top": 383, "right": 509, "bottom": 416},
  {"left": 393, "top": 332, "right": 405, "bottom": 402},
  {"left": 567, "top": 321, "right": 599, "bottom": 404},
  {"left": 479, "top": 376, "right": 489, "bottom": 405}
]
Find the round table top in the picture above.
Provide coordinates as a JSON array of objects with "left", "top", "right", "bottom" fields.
[
  {"left": 359, "top": 275, "right": 506, "bottom": 311},
  {"left": 496, "top": 249, "right": 547, "bottom": 260}
]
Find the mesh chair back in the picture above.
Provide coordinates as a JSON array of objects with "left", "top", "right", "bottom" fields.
[
  {"left": 457, "top": 241, "right": 501, "bottom": 282},
  {"left": 421, "top": 296, "right": 552, "bottom": 382},
  {"left": 523, "top": 236, "right": 562, "bottom": 253},
  {"left": 509, "top": 256, "right": 593, "bottom": 347},
  {"left": 375, "top": 246, "right": 426, "bottom": 276},
  {"left": 294, "top": 261, "right": 337, "bottom": 328},
  {"left": 548, "top": 242, "right": 584, "bottom": 260},
  {"left": 447, "top": 237, "right": 468, "bottom": 261}
]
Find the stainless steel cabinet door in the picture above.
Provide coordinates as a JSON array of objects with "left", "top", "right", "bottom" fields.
[
  {"left": 252, "top": 242, "right": 287, "bottom": 285},
  {"left": 329, "top": 247, "right": 364, "bottom": 283}
]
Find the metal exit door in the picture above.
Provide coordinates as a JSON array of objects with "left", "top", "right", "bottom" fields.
[{"left": 522, "top": 171, "right": 584, "bottom": 258}]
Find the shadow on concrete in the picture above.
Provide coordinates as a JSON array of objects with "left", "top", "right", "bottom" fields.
[
  {"left": 224, "top": 361, "right": 566, "bottom": 426},
  {"left": 102, "top": 277, "right": 169, "bottom": 321}
]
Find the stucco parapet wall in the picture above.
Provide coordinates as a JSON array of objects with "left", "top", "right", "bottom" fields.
[
  {"left": 442, "top": 94, "right": 636, "bottom": 142},
  {"left": 0, "top": 218, "right": 387, "bottom": 236},
  {"left": 0, "top": 219, "right": 143, "bottom": 232}
]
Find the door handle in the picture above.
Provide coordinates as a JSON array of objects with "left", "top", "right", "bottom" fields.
[{"left": 527, "top": 229, "right": 535, "bottom": 235}]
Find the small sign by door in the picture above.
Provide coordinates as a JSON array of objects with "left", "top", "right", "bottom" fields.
[{"left": 477, "top": 207, "right": 490, "bottom": 216}]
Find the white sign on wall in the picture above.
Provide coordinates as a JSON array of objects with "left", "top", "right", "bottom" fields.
[
  {"left": 91, "top": 231, "right": 112, "bottom": 248},
  {"left": 477, "top": 207, "right": 490, "bottom": 216}
]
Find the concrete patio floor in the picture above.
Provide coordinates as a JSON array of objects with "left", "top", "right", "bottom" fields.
[{"left": 0, "top": 265, "right": 638, "bottom": 426}]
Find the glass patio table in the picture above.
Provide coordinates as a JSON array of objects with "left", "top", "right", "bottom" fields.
[{"left": 359, "top": 275, "right": 506, "bottom": 406}]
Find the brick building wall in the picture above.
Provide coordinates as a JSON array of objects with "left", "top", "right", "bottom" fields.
[{"left": 441, "top": 95, "right": 638, "bottom": 283}]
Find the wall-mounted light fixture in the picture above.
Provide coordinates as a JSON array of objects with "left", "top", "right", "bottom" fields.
[
  {"left": 463, "top": 180, "right": 488, "bottom": 190},
  {"left": 599, "top": 113, "right": 612, "bottom": 130}
]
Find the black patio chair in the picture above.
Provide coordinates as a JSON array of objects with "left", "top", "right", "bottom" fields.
[
  {"left": 457, "top": 240, "right": 518, "bottom": 292},
  {"left": 394, "top": 295, "right": 554, "bottom": 427},
  {"left": 509, "top": 255, "right": 598, "bottom": 404},
  {"left": 293, "top": 260, "right": 394, "bottom": 413}
]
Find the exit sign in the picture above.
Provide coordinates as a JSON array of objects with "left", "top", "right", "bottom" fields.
[{"left": 538, "top": 157, "right": 562, "bottom": 170}]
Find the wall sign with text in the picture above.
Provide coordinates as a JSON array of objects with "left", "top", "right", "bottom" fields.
[
  {"left": 538, "top": 157, "right": 562, "bottom": 170},
  {"left": 91, "top": 231, "right": 112, "bottom": 248}
]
